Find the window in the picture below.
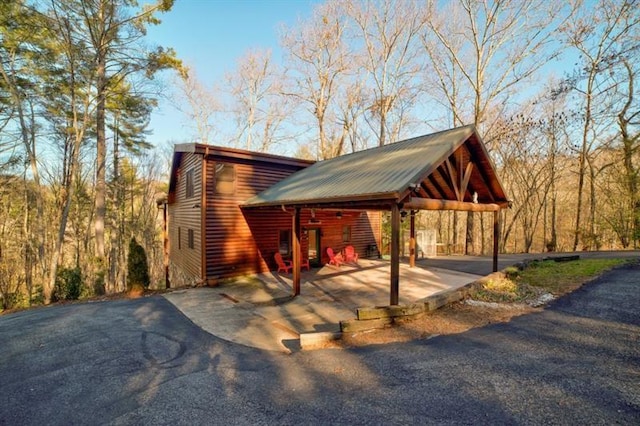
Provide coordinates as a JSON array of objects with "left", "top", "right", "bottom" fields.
[
  {"left": 188, "top": 229, "right": 195, "bottom": 249},
  {"left": 185, "top": 169, "right": 194, "bottom": 198},
  {"left": 342, "top": 225, "right": 351, "bottom": 243},
  {"left": 178, "top": 227, "right": 182, "bottom": 250},
  {"left": 215, "top": 163, "right": 236, "bottom": 195},
  {"left": 278, "top": 229, "right": 291, "bottom": 256}
]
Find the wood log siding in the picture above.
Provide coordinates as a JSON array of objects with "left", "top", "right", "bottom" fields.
[
  {"left": 169, "top": 151, "right": 382, "bottom": 283},
  {"left": 204, "top": 157, "right": 309, "bottom": 280},
  {"left": 168, "top": 152, "right": 203, "bottom": 281},
  {"left": 243, "top": 209, "right": 381, "bottom": 273}
]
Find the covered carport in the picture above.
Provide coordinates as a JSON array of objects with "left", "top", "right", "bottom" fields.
[{"left": 243, "top": 125, "right": 509, "bottom": 305}]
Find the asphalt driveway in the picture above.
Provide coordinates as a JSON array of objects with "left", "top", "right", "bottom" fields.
[{"left": 1, "top": 263, "right": 638, "bottom": 424}]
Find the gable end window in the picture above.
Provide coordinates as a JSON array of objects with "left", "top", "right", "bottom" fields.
[
  {"left": 185, "top": 169, "right": 195, "bottom": 198},
  {"left": 215, "top": 163, "right": 236, "bottom": 195}
]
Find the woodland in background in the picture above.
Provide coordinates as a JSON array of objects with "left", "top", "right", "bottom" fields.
[{"left": 1, "top": 0, "right": 639, "bottom": 310}]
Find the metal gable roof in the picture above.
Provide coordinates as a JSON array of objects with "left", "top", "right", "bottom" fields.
[{"left": 244, "top": 125, "right": 480, "bottom": 208}]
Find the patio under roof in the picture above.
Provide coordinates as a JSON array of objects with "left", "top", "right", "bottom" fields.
[{"left": 242, "top": 125, "right": 509, "bottom": 305}]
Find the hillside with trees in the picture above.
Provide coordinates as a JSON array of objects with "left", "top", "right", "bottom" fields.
[{"left": 1, "top": 0, "right": 638, "bottom": 310}]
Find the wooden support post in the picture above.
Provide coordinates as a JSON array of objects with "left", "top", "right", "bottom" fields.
[
  {"left": 390, "top": 204, "right": 400, "bottom": 305},
  {"left": 409, "top": 210, "right": 416, "bottom": 268},
  {"left": 292, "top": 207, "right": 301, "bottom": 296},
  {"left": 493, "top": 210, "right": 499, "bottom": 272},
  {"left": 162, "top": 202, "right": 170, "bottom": 288}
]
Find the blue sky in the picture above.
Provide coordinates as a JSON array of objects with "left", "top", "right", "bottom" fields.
[{"left": 145, "top": 0, "right": 320, "bottom": 150}]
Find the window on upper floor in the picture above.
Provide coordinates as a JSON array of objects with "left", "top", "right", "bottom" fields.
[
  {"left": 185, "top": 169, "right": 195, "bottom": 198},
  {"left": 215, "top": 163, "right": 236, "bottom": 195}
]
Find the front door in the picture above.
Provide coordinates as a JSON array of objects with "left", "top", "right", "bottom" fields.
[{"left": 307, "top": 228, "right": 321, "bottom": 267}]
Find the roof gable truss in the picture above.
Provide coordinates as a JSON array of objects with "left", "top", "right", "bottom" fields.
[{"left": 404, "top": 136, "right": 503, "bottom": 206}]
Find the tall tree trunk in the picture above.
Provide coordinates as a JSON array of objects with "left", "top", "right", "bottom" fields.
[
  {"left": 378, "top": 103, "right": 387, "bottom": 146},
  {"left": 109, "top": 114, "right": 119, "bottom": 292},
  {"left": 452, "top": 211, "right": 458, "bottom": 254},
  {"left": 618, "top": 60, "right": 639, "bottom": 249},
  {"left": 465, "top": 212, "right": 474, "bottom": 255},
  {"left": 95, "top": 51, "right": 107, "bottom": 268},
  {"left": 93, "top": 0, "right": 109, "bottom": 287},
  {"left": 588, "top": 159, "right": 597, "bottom": 250},
  {"left": 573, "top": 114, "right": 589, "bottom": 251}
]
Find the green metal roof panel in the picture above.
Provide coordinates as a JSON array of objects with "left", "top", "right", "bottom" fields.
[{"left": 244, "top": 125, "right": 475, "bottom": 207}]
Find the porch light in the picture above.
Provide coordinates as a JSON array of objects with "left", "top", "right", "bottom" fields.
[{"left": 336, "top": 211, "right": 343, "bottom": 219}]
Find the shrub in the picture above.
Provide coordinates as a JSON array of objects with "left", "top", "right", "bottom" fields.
[
  {"left": 2, "top": 292, "right": 30, "bottom": 310},
  {"left": 127, "top": 238, "right": 150, "bottom": 291},
  {"left": 93, "top": 270, "right": 105, "bottom": 296},
  {"left": 54, "top": 267, "right": 83, "bottom": 301}
]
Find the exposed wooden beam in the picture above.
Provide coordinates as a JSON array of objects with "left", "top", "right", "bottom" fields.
[
  {"left": 461, "top": 162, "right": 474, "bottom": 200},
  {"left": 418, "top": 182, "right": 435, "bottom": 199},
  {"left": 425, "top": 175, "right": 446, "bottom": 199},
  {"left": 390, "top": 204, "right": 400, "bottom": 305},
  {"left": 431, "top": 167, "right": 457, "bottom": 200},
  {"left": 444, "top": 158, "right": 461, "bottom": 201},
  {"left": 404, "top": 197, "right": 501, "bottom": 212},
  {"left": 416, "top": 183, "right": 430, "bottom": 198}
]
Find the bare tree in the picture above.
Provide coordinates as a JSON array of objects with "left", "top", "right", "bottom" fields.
[
  {"left": 347, "top": 0, "right": 426, "bottom": 147},
  {"left": 423, "top": 0, "right": 570, "bottom": 254},
  {"left": 280, "top": 0, "right": 352, "bottom": 159},
  {"left": 617, "top": 59, "right": 640, "bottom": 247},
  {"left": 176, "top": 66, "right": 220, "bottom": 144},
  {"left": 225, "top": 49, "right": 290, "bottom": 152},
  {"left": 597, "top": 57, "right": 640, "bottom": 248},
  {"left": 560, "top": 0, "right": 640, "bottom": 250}
]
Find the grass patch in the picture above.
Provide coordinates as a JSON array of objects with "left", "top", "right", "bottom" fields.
[
  {"left": 470, "top": 258, "right": 631, "bottom": 303},
  {"left": 517, "top": 258, "right": 630, "bottom": 295}
]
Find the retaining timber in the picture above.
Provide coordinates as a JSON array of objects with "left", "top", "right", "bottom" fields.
[{"left": 339, "top": 279, "right": 486, "bottom": 333}]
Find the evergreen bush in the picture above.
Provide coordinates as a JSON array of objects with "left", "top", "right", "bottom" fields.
[
  {"left": 54, "top": 267, "right": 83, "bottom": 301},
  {"left": 127, "top": 238, "right": 150, "bottom": 291}
]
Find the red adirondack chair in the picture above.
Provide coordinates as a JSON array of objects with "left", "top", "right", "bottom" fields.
[
  {"left": 344, "top": 245, "right": 358, "bottom": 264},
  {"left": 327, "top": 247, "right": 343, "bottom": 267},
  {"left": 274, "top": 252, "right": 293, "bottom": 273},
  {"left": 275, "top": 252, "right": 309, "bottom": 273},
  {"left": 301, "top": 257, "right": 310, "bottom": 271}
]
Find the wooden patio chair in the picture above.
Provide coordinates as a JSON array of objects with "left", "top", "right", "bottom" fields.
[
  {"left": 326, "top": 247, "right": 343, "bottom": 267},
  {"left": 344, "top": 245, "right": 358, "bottom": 264},
  {"left": 275, "top": 252, "right": 309, "bottom": 273},
  {"left": 274, "top": 252, "right": 293, "bottom": 273},
  {"left": 301, "top": 257, "right": 310, "bottom": 271}
]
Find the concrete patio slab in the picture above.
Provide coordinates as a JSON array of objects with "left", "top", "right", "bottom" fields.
[{"left": 163, "top": 259, "right": 481, "bottom": 353}]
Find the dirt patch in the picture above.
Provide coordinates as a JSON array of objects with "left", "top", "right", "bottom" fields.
[{"left": 327, "top": 302, "right": 539, "bottom": 348}]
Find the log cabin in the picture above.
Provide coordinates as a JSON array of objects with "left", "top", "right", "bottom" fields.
[
  {"left": 161, "top": 144, "right": 382, "bottom": 287},
  {"left": 162, "top": 125, "right": 508, "bottom": 303}
]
